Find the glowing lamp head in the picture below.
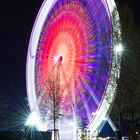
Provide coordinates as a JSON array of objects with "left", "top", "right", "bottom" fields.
[
  {"left": 115, "top": 43, "right": 123, "bottom": 53},
  {"left": 25, "top": 111, "right": 39, "bottom": 127}
]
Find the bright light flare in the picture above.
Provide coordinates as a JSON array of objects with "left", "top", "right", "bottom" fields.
[
  {"left": 25, "top": 111, "right": 39, "bottom": 127},
  {"left": 115, "top": 43, "right": 123, "bottom": 53}
]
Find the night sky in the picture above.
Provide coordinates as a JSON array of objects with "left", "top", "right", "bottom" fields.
[
  {"left": 0, "top": 1, "right": 42, "bottom": 101},
  {"left": 119, "top": 0, "right": 140, "bottom": 23},
  {"left": 0, "top": 0, "right": 139, "bottom": 117}
]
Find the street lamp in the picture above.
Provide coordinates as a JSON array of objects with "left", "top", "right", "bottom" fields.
[
  {"left": 115, "top": 43, "right": 123, "bottom": 54},
  {"left": 25, "top": 111, "right": 39, "bottom": 128}
]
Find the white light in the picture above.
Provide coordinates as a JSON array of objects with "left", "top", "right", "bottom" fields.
[
  {"left": 54, "top": 54, "right": 59, "bottom": 63},
  {"left": 92, "top": 111, "right": 98, "bottom": 116},
  {"left": 103, "top": 117, "right": 107, "bottom": 121},
  {"left": 68, "top": 120, "right": 74, "bottom": 125},
  {"left": 115, "top": 43, "right": 123, "bottom": 53},
  {"left": 105, "top": 136, "right": 110, "bottom": 140},
  {"left": 25, "top": 111, "right": 39, "bottom": 127}
]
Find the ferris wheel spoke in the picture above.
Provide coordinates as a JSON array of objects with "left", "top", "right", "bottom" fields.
[
  {"left": 60, "top": 64, "right": 79, "bottom": 116},
  {"left": 80, "top": 77, "right": 100, "bottom": 107},
  {"left": 88, "top": 0, "right": 102, "bottom": 19},
  {"left": 77, "top": 82, "right": 92, "bottom": 121}
]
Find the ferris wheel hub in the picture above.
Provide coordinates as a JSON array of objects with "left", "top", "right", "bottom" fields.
[
  {"left": 58, "top": 56, "right": 63, "bottom": 63},
  {"left": 54, "top": 55, "right": 63, "bottom": 63}
]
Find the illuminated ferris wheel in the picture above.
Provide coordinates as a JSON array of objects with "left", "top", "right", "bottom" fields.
[{"left": 26, "top": 0, "right": 121, "bottom": 136}]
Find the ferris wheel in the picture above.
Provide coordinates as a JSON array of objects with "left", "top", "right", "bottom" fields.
[{"left": 26, "top": 0, "right": 121, "bottom": 136}]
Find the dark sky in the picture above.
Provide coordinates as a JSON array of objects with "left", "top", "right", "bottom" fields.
[
  {"left": 119, "top": 0, "right": 140, "bottom": 23},
  {"left": 0, "top": 0, "right": 139, "bottom": 110},
  {"left": 0, "top": 1, "right": 42, "bottom": 100}
]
